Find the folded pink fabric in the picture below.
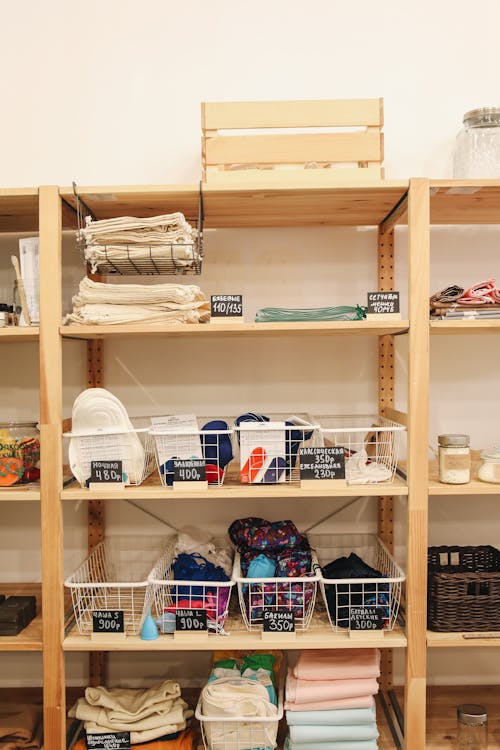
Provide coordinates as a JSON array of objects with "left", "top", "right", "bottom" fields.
[
  {"left": 293, "top": 649, "right": 380, "bottom": 681},
  {"left": 285, "top": 695, "right": 375, "bottom": 711},
  {"left": 458, "top": 278, "right": 496, "bottom": 305},
  {"left": 286, "top": 670, "right": 378, "bottom": 705}
]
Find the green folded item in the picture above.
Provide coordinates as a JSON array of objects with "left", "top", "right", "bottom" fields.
[{"left": 255, "top": 305, "right": 367, "bottom": 323}]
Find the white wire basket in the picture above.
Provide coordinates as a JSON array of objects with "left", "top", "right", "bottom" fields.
[
  {"left": 196, "top": 671, "right": 284, "bottom": 750},
  {"left": 234, "top": 414, "right": 320, "bottom": 485},
  {"left": 315, "top": 414, "right": 405, "bottom": 484},
  {"left": 149, "top": 417, "right": 235, "bottom": 488},
  {"left": 148, "top": 535, "right": 235, "bottom": 634},
  {"left": 64, "top": 536, "right": 168, "bottom": 635},
  {"left": 232, "top": 550, "right": 319, "bottom": 632},
  {"left": 310, "top": 533, "right": 405, "bottom": 632},
  {"left": 65, "top": 421, "right": 155, "bottom": 488}
]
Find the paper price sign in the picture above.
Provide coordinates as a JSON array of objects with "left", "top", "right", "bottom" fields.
[
  {"left": 90, "top": 460, "right": 123, "bottom": 484},
  {"left": 92, "top": 610, "right": 125, "bottom": 634},
  {"left": 263, "top": 610, "right": 295, "bottom": 633},
  {"left": 175, "top": 608, "right": 207, "bottom": 632},
  {"left": 211, "top": 294, "right": 243, "bottom": 317},
  {"left": 173, "top": 459, "right": 206, "bottom": 482},
  {"left": 299, "top": 447, "right": 345, "bottom": 481},
  {"left": 350, "top": 606, "right": 384, "bottom": 631},
  {"left": 367, "top": 291, "right": 400, "bottom": 315},
  {"left": 86, "top": 731, "right": 130, "bottom": 749}
]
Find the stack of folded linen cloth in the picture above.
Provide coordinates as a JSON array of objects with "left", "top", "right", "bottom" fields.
[
  {"left": 80, "top": 213, "right": 199, "bottom": 274},
  {"left": 68, "top": 680, "right": 194, "bottom": 747},
  {"left": 285, "top": 649, "right": 381, "bottom": 750},
  {"left": 65, "top": 277, "right": 210, "bottom": 326},
  {"left": 199, "top": 652, "right": 280, "bottom": 750},
  {"left": 0, "top": 703, "right": 43, "bottom": 750},
  {"left": 430, "top": 279, "right": 500, "bottom": 319}
]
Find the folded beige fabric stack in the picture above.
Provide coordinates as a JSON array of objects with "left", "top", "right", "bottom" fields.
[
  {"left": 80, "top": 213, "right": 199, "bottom": 274},
  {"left": 65, "top": 278, "right": 210, "bottom": 325},
  {"left": 69, "top": 680, "right": 194, "bottom": 744},
  {"left": 0, "top": 703, "right": 43, "bottom": 750}
]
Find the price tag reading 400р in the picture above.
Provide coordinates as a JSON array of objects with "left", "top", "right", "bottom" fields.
[
  {"left": 211, "top": 294, "right": 243, "bottom": 317},
  {"left": 173, "top": 459, "right": 206, "bottom": 483}
]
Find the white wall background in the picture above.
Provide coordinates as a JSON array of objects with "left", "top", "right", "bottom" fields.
[{"left": 1, "top": 0, "right": 500, "bottom": 689}]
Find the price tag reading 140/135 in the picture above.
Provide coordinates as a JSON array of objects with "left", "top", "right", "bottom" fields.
[
  {"left": 211, "top": 295, "right": 243, "bottom": 317},
  {"left": 299, "top": 447, "right": 345, "bottom": 481}
]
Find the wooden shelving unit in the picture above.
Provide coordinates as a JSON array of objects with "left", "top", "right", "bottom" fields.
[
  {"left": 0, "top": 583, "right": 43, "bottom": 651},
  {"left": 0, "top": 326, "right": 39, "bottom": 341}
]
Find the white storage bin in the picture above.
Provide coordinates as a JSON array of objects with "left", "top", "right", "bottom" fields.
[
  {"left": 65, "top": 419, "right": 155, "bottom": 487},
  {"left": 315, "top": 414, "right": 405, "bottom": 484},
  {"left": 310, "top": 533, "right": 405, "bottom": 632},
  {"left": 65, "top": 536, "right": 167, "bottom": 635},
  {"left": 234, "top": 413, "right": 319, "bottom": 484},
  {"left": 149, "top": 416, "right": 235, "bottom": 488},
  {"left": 196, "top": 671, "right": 284, "bottom": 750},
  {"left": 232, "top": 550, "right": 319, "bottom": 631},
  {"left": 148, "top": 535, "right": 235, "bottom": 634}
]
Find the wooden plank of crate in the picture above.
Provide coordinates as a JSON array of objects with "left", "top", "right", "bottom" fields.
[
  {"left": 202, "top": 98, "right": 383, "bottom": 129},
  {"left": 205, "top": 131, "right": 382, "bottom": 166},
  {"left": 205, "top": 165, "right": 383, "bottom": 186}
]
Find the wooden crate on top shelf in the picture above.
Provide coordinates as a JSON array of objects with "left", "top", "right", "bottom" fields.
[{"left": 202, "top": 98, "right": 384, "bottom": 186}]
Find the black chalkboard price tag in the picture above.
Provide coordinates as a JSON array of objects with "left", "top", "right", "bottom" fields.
[
  {"left": 367, "top": 291, "right": 400, "bottom": 315},
  {"left": 299, "top": 447, "right": 345, "bottom": 481},
  {"left": 350, "top": 606, "right": 384, "bottom": 631},
  {"left": 211, "top": 294, "right": 243, "bottom": 317},
  {"left": 263, "top": 610, "right": 295, "bottom": 633},
  {"left": 90, "top": 460, "right": 123, "bottom": 484},
  {"left": 175, "top": 608, "right": 208, "bottom": 632},
  {"left": 92, "top": 610, "right": 125, "bottom": 634},
  {"left": 86, "top": 731, "right": 130, "bottom": 749},
  {"left": 173, "top": 459, "right": 206, "bottom": 483}
]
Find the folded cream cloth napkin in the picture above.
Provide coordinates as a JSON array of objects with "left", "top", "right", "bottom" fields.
[
  {"left": 72, "top": 278, "right": 207, "bottom": 306},
  {"left": 66, "top": 303, "right": 210, "bottom": 326},
  {"left": 0, "top": 703, "right": 43, "bottom": 750},
  {"left": 83, "top": 680, "right": 181, "bottom": 717},
  {"left": 293, "top": 649, "right": 381, "bottom": 681},
  {"left": 69, "top": 698, "right": 191, "bottom": 732},
  {"left": 201, "top": 678, "right": 277, "bottom": 718},
  {"left": 81, "top": 213, "right": 196, "bottom": 240},
  {"left": 286, "top": 670, "right": 378, "bottom": 704}
]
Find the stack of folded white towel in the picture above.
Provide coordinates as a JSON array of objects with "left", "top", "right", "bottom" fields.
[
  {"left": 65, "top": 277, "right": 210, "bottom": 326},
  {"left": 285, "top": 649, "right": 381, "bottom": 750},
  {"left": 68, "top": 680, "right": 193, "bottom": 744},
  {"left": 80, "top": 213, "right": 199, "bottom": 274}
]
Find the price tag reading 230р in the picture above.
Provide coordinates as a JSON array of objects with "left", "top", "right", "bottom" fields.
[{"left": 299, "top": 447, "right": 345, "bottom": 480}]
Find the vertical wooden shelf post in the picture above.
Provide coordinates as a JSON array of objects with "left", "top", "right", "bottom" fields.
[
  {"left": 405, "top": 178, "right": 430, "bottom": 750},
  {"left": 39, "top": 186, "right": 66, "bottom": 749}
]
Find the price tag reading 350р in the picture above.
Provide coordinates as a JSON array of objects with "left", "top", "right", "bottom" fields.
[{"left": 299, "top": 447, "right": 345, "bottom": 481}]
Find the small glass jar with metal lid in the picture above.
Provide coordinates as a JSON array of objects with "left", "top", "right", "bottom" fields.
[
  {"left": 457, "top": 704, "right": 487, "bottom": 750},
  {"left": 453, "top": 107, "right": 500, "bottom": 178},
  {"left": 478, "top": 446, "right": 500, "bottom": 484},
  {"left": 438, "top": 434, "right": 471, "bottom": 484}
]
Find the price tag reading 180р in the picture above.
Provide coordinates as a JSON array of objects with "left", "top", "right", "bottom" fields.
[
  {"left": 299, "top": 447, "right": 345, "bottom": 481},
  {"left": 211, "top": 294, "right": 243, "bottom": 317}
]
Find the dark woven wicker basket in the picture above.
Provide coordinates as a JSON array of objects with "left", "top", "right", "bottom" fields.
[{"left": 427, "top": 545, "right": 500, "bottom": 632}]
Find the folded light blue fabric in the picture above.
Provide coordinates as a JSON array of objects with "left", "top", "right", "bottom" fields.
[
  {"left": 286, "top": 704, "right": 376, "bottom": 726},
  {"left": 285, "top": 737, "right": 378, "bottom": 750},
  {"left": 289, "top": 723, "right": 378, "bottom": 743}
]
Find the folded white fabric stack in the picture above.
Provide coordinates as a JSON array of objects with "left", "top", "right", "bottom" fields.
[
  {"left": 68, "top": 680, "right": 194, "bottom": 744},
  {"left": 65, "top": 278, "right": 210, "bottom": 325},
  {"left": 80, "top": 213, "right": 199, "bottom": 274}
]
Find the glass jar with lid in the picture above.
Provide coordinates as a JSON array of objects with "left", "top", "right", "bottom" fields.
[
  {"left": 457, "top": 704, "right": 487, "bottom": 750},
  {"left": 0, "top": 422, "right": 40, "bottom": 486},
  {"left": 438, "top": 434, "right": 471, "bottom": 484},
  {"left": 478, "top": 446, "right": 500, "bottom": 484},
  {"left": 453, "top": 107, "right": 500, "bottom": 178}
]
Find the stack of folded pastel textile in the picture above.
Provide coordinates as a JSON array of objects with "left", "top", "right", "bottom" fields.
[
  {"left": 154, "top": 527, "right": 233, "bottom": 635},
  {"left": 199, "top": 652, "right": 280, "bottom": 750},
  {"left": 80, "top": 213, "right": 199, "bottom": 274},
  {"left": 68, "top": 680, "right": 194, "bottom": 748},
  {"left": 229, "top": 518, "right": 316, "bottom": 626},
  {"left": 430, "top": 279, "right": 500, "bottom": 319},
  {"left": 0, "top": 703, "right": 43, "bottom": 750},
  {"left": 65, "top": 278, "right": 210, "bottom": 326},
  {"left": 285, "top": 649, "right": 381, "bottom": 750}
]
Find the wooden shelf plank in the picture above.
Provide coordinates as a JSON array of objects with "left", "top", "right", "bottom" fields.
[
  {"left": 0, "top": 583, "right": 42, "bottom": 651},
  {"left": 61, "top": 472, "right": 408, "bottom": 501},
  {"left": 430, "top": 180, "right": 500, "bottom": 224},
  {"left": 0, "top": 188, "right": 39, "bottom": 233},
  {"left": 0, "top": 327, "right": 39, "bottom": 342},
  {"left": 429, "top": 458, "right": 500, "bottom": 495},
  {"left": 427, "top": 630, "right": 500, "bottom": 647},
  {"left": 431, "top": 320, "right": 500, "bottom": 334},
  {"left": 60, "top": 181, "right": 409, "bottom": 228},
  {"left": 61, "top": 320, "right": 410, "bottom": 341},
  {"left": 0, "top": 487, "right": 40, "bottom": 501}
]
